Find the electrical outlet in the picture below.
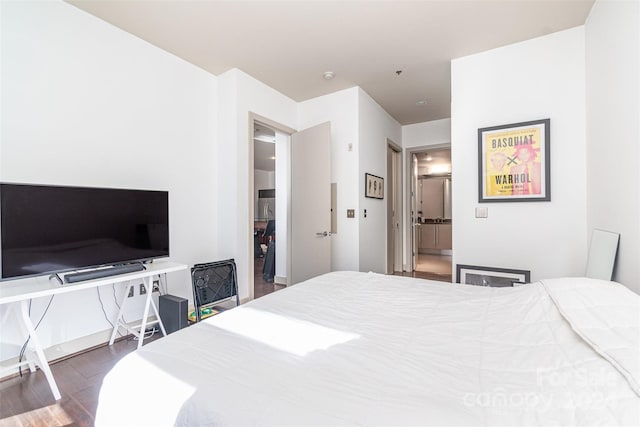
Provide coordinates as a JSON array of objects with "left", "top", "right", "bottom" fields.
[
  {"left": 127, "top": 287, "right": 134, "bottom": 298},
  {"left": 139, "top": 283, "right": 147, "bottom": 296},
  {"left": 152, "top": 280, "right": 160, "bottom": 293}
]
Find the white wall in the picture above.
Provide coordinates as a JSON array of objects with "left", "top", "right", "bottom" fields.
[
  {"left": 298, "top": 88, "right": 360, "bottom": 271},
  {"left": 403, "top": 118, "right": 451, "bottom": 149},
  {"left": 585, "top": 0, "right": 640, "bottom": 293},
  {"left": 451, "top": 27, "right": 587, "bottom": 282},
  {"left": 0, "top": 1, "right": 217, "bottom": 361},
  {"left": 358, "top": 89, "right": 402, "bottom": 273},
  {"left": 216, "top": 69, "right": 297, "bottom": 300}
]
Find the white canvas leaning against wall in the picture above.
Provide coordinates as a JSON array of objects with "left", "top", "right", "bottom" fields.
[{"left": 585, "top": 229, "right": 619, "bottom": 281}]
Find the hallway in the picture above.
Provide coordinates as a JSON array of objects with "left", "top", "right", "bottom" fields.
[{"left": 414, "top": 254, "right": 452, "bottom": 282}]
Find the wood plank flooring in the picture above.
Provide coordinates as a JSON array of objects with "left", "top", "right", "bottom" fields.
[
  {"left": 0, "top": 335, "right": 151, "bottom": 426},
  {"left": 254, "top": 256, "right": 286, "bottom": 298}
]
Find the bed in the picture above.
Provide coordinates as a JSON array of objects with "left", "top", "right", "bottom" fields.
[{"left": 95, "top": 272, "right": 640, "bottom": 426}]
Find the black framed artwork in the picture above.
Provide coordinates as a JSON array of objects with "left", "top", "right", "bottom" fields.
[
  {"left": 478, "top": 118, "right": 550, "bottom": 203},
  {"left": 456, "top": 264, "right": 530, "bottom": 287},
  {"left": 365, "top": 173, "right": 384, "bottom": 199}
]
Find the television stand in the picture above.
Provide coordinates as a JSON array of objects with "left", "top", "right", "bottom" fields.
[
  {"left": 0, "top": 261, "right": 187, "bottom": 401},
  {"left": 64, "top": 263, "right": 145, "bottom": 283}
]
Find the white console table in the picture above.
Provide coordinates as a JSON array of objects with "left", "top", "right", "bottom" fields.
[{"left": 0, "top": 261, "right": 187, "bottom": 400}]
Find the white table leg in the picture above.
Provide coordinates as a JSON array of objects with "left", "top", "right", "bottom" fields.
[
  {"left": 136, "top": 276, "right": 167, "bottom": 347},
  {"left": 149, "top": 280, "right": 167, "bottom": 337},
  {"left": 137, "top": 277, "right": 153, "bottom": 349},
  {"left": 109, "top": 281, "right": 133, "bottom": 345},
  {"left": 111, "top": 278, "right": 166, "bottom": 348},
  {"left": 20, "top": 300, "right": 61, "bottom": 400}
]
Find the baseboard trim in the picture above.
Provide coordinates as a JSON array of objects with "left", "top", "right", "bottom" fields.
[
  {"left": 274, "top": 275, "right": 287, "bottom": 285},
  {"left": 0, "top": 316, "right": 158, "bottom": 381}
]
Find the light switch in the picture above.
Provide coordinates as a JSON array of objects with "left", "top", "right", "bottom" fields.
[
  {"left": 475, "top": 207, "right": 488, "bottom": 218},
  {"left": 347, "top": 209, "right": 355, "bottom": 218}
]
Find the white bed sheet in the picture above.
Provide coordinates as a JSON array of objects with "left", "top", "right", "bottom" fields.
[{"left": 95, "top": 272, "right": 640, "bottom": 426}]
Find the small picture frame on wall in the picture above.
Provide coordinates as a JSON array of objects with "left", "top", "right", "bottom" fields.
[
  {"left": 456, "top": 264, "right": 530, "bottom": 287},
  {"left": 365, "top": 173, "right": 384, "bottom": 199}
]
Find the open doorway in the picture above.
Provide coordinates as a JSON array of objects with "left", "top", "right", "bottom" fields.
[
  {"left": 409, "top": 146, "right": 452, "bottom": 282},
  {"left": 249, "top": 115, "right": 333, "bottom": 300},
  {"left": 252, "top": 121, "right": 280, "bottom": 297},
  {"left": 251, "top": 120, "right": 289, "bottom": 299}
]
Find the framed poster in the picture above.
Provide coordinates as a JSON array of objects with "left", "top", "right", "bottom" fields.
[
  {"left": 365, "top": 173, "right": 384, "bottom": 199},
  {"left": 456, "top": 264, "right": 530, "bottom": 287},
  {"left": 478, "top": 118, "right": 550, "bottom": 203}
]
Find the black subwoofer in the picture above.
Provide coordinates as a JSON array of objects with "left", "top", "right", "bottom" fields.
[{"left": 159, "top": 294, "right": 188, "bottom": 334}]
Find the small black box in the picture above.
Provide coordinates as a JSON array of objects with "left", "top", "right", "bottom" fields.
[{"left": 159, "top": 294, "right": 188, "bottom": 334}]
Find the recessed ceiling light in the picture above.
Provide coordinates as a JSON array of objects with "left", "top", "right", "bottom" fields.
[
  {"left": 416, "top": 100, "right": 427, "bottom": 106},
  {"left": 425, "top": 155, "right": 433, "bottom": 161},
  {"left": 323, "top": 71, "right": 335, "bottom": 80}
]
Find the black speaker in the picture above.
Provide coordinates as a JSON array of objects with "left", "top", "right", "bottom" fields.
[{"left": 159, "top": 294, "right": 188, "bottom": 334}]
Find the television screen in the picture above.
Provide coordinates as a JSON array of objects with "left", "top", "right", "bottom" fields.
[{"left": 0, "top": 183, "right": 169, "bottom": 280}]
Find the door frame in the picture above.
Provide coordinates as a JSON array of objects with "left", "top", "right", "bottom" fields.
[
  {"left": 248, "top": 112, "right": 296, "bottom": 300},
  {"left": 387, "top": 139, "right": 402, "bottom": 274},
  {"left": 404, "top": 143, "right": 451, "bottom": 272}
]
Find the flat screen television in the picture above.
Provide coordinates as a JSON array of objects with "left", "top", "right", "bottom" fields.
[{"left": 0, "top": 183, "right": 169, "bottom": 280}]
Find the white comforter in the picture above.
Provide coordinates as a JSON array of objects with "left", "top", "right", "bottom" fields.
[{"left": 96, "top": 272, "right": 640, "bottom": 426}]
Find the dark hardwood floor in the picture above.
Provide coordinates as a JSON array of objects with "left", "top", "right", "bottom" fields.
[
  {"left": 254, "top": 256, "right": 286, "bottom": 298},
  {"left": 0, "top": 335, "right": 158, "bottom": 426}
]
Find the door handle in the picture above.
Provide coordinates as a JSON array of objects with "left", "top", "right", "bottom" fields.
[{"left": 316, "top": 231, "right": 331, "bottom": 237}]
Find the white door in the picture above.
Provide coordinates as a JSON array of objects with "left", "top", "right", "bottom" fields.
[{"left": 290, "top": 122, "right": 331, "bottom": 284}]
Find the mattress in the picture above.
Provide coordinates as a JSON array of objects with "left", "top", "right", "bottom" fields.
[{"left": 95, "top": 272, "right": 640, "bottom": 426}]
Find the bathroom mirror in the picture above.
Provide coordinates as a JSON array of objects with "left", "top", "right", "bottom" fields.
[{"left": 418, "top": 176, "right": 452, "bottom": 220}]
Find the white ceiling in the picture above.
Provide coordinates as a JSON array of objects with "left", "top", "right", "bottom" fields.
[
  {"left": 416, "top": 148, "right": 451, "bottom": 175},
  {"left": 415, "top": 147, "right": 451, "bottom": 174},
  {"left": 67, "top": 0, "right": 594, "bottom": 125}
]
